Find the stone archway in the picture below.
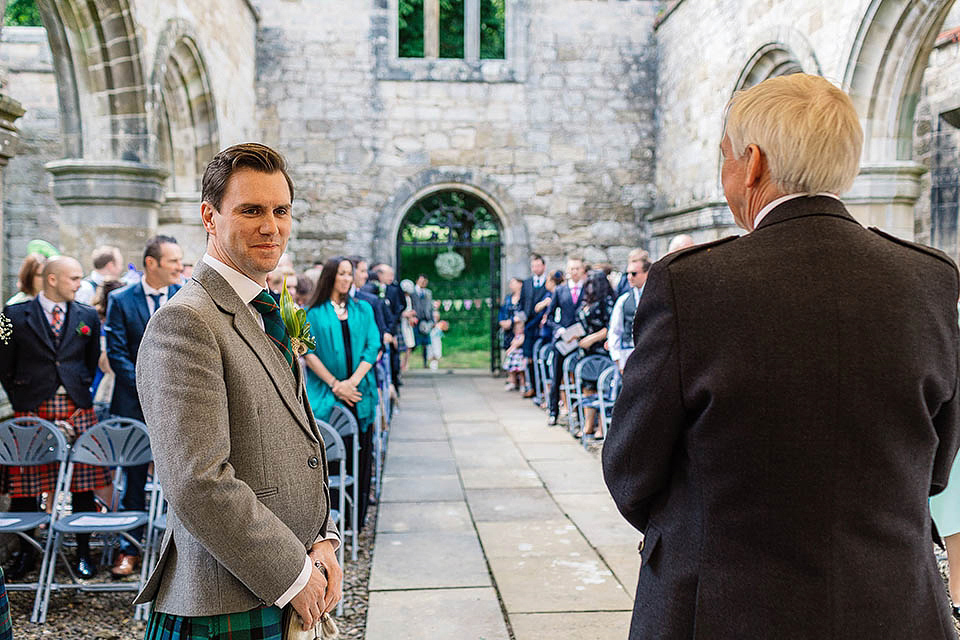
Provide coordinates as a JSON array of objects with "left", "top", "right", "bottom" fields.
[
  {"left": 374, "top": 168, "right": 530, "bottom": 281},
  {"left": 150, "top": 19, "right": 221, "bottom": 262},
  {"left": 841, "top": 0, "right": 958, "bottom": 238}
]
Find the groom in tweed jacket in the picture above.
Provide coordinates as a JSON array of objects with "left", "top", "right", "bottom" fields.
[{"left": 135, "top": 143, "right": 340, "bottom": 639}]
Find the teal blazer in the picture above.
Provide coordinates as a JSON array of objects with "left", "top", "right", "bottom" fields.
[{"left": 304, "top": 296, "right": 381, "bottom": 429}]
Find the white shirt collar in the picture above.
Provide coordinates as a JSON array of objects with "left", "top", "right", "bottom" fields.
[
  {"left": 202, "top": 254, "right": 265, "bottom": 305},
  {"left": 142, "top": 280, "right": 169, "bottom": 297},
  {"left": 752, "top": 193, "right": 842, "bottom": 230},
  {"left": 37, "top": 291, "right": 63, "bottom": 315}
]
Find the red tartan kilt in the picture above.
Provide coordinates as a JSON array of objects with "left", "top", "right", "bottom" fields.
[{"left": 0, "top": 395, "right": 112, "bottom": 497}]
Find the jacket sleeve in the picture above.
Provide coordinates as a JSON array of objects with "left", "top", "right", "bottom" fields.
[
  {"left": 602, "top": 262, "right": 686, "bottom": 533},
  {"left": 137, "top": 304, "right": 308, "bottom": 604},
  {"left": 105, "top": 296, "right": 136, "bottom": 391},
  {"left": 359, "top": 304, "right": 381, "bottom": 366},
  {"left": 931, "top": 296, "right": 960, "bottom": 495}
]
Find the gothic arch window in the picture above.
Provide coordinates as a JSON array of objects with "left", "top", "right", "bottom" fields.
[{"left": 733, "top": 44, "right": 804, "bottom": 92}]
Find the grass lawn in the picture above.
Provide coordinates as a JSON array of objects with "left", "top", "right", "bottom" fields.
[{"left": 406, "top": 348, "right": 491, "bottom": 370}]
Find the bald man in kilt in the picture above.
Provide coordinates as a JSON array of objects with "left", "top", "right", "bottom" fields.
[{"left": 0, "top": 256, "right": 112, "bottom": 581}]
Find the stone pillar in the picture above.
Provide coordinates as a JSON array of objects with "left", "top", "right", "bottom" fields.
[
  {"left": 0, "top": 94, "right": 25, "bottom": 297},
  {"left": 158, "top": 192, "right": 207, "bottom": 265},
  {"left": 424, "top": 0, "right": 439, "bottom": 59},
  {"left": 45, "top": 160, "right": 168, "bottom": 270},
  {"left": 844, "top": 162, "right": 926, "bottom": 240}
]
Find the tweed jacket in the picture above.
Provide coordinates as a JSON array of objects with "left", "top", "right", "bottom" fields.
[
  {"left": 133, "top": 262, "right": 337, "bottom": 616},
  {"left": 603, "top": 196, "right": 960, "bottom": 639},
  {"left": 0, "top": 298, "right": 100, "bottom": 411},
  {"left": 105, "top": 280, "right": 181, "bottom": 421}
]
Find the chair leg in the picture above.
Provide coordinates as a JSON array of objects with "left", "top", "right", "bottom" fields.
[{"left": 38, "top": 531, "right": 61, "bottom": 624}]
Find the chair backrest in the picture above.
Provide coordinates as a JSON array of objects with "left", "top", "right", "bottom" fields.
[
  {"left": 0, "top": 417, "right": 69, "bottom": 466},
  {"left": 70, "top": 422, "right": 152, "bottom": 467},
  {"left": 328, "top": 404, "right": 359, "bottom": 438},
  {"left": 316, "top": 419, "right": 345, "bottom": 463},
  {"left": 562, "top": 351, "right": 582, "bottom": 379},
  {"left": 596, "top": 365, "right": 618, "bottom": 399},
  {"left": 576, "top": 354, "right": 613, "bottom": 383}
]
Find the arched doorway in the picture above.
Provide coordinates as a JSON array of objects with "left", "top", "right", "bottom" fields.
[{"left": 397, "top": 188, "right": 503, "bottom": 372}]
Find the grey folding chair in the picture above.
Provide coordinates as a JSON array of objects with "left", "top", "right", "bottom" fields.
[
  {"left": 531, "top": 338, "right": 544, "bottom": 404},
  {"left": 327, "top": 404, "right": 360, "bottom": 561},
  {"left": 134, "top": 484, "right": 167, "bottom": 621},
  {"left": 0, "top": 417, "right": 69, "bottom": 623},
  {"left": 37, "top": 421, "right": 155, "bottom": 623},
  {"left": 597, "top": 365, "right": 622, "bottom": 439},
  {"left": 561, "top": 351, "right": 583, "bottom": 432},
  {"left": 316, "top": 419, "right": 346, "bottom": 616},
  {"left": 580, "top": 362, "right": 617, "bottom": 447}
]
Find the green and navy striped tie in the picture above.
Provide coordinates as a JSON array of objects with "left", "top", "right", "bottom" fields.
[{"left": 251, "top": 290, "right": 294, "bottom": 372}]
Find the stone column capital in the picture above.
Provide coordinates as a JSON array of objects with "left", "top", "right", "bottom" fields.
[
  {"left": 45, "top": 159, "right": 168, "bottom": 206},
  {"left": 0, "top": 93, "right": 26, "bottom": 167}
]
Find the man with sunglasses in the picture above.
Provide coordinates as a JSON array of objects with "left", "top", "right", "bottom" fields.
[{"left": 607, "top": 251, "right": 650, "bottom": 371}]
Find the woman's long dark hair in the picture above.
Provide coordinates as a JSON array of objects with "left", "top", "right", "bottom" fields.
[
  {"left": 306, "top": 256, "right": 351, "bottom": 309},
  {"left": 581, "top": 269, "right": 614, "bottom": 306}
]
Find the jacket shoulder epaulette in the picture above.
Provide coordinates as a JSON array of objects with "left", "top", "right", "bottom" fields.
[
  {"left": 659, "top": 235, "right": 739, "bottom": 267},
  {"left": 868, "top": 227, "right": 957, "bottom": 271}
]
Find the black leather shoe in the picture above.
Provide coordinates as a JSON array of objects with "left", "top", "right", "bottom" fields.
[
  {"left": 6, "top": 550, "right": 36, "bottom": 581},
  {"left": 74, "top": 553, "right": 96, "bottom": 579}
]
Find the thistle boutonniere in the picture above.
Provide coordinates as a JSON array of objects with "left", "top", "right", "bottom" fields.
[
  {"left": 76, "top": 322, "right": 91, "bottom": 337},
  {"left": 280, "top": 276, "right": 315, "bottom": 357},
  {"left": 0, "top": 312, "right": 12, "bottom": 345}
]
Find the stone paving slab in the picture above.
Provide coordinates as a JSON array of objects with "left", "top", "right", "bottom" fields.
[
  {"left": 465, "top": 487, "right": 565, "bottom": 522},
  {"left": 368, "top": 531, "right": 491, "bottom": 591},
  {"left": 388, "top": 418, "right": 449, "bottom": 441},
  {"left": 528, "top": 459, "right": 609, "bottom": 494},
  {"left": 510, "top": 612, "right": 632, "bottom": 640},
  {"left": 376, "top": 501, "right": 473, "bottom": 534},
  {"left": 485, "top": 553, "right": 632, "bottom": 613},
  {"left": 365, "top": 587, "right": 509, "bottom": 640},
  {"left": 384, "top": 440, "right": 454, "bottom": 458},
  {"left": 443, "top": 421, "right": 503, "bottom": 437},
  {"left": 595, "top": 544, "right": 641, "bottom": 597},
  {"left": 459, "top": 467, "right": 543, "bottom": 489},
  {"left": 379, "top": 475, "right": 464, "bottom": 503},
  {"left": 476, "top": 519, "right": 594, "bottom": 559},
  {"left": 552, "top": 492, "right": 642, "bottom": 547},
  {"left": 382, "top": 455, "right": 458, "bottom": 477},
  {"left": 513, "top": 441, "right": 597, "bottom": 461}
]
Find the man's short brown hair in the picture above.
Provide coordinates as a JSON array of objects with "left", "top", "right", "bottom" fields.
[
  {"left": 91, "top": 246, "right": 121, "bottom": 270},
  {"left": 201, "top": 143, "right": 294, "bottom": 211}
]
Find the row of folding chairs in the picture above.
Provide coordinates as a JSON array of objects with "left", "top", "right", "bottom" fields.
[
  {"left": 0, "top": 416, "right": 156, "bottom": 623},
  {"left": 530, "top": 340, "right": 622, "bottom": 446}
]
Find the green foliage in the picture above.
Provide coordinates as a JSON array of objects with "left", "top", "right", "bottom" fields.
[
  {"left": 3, "top": 0, "right": 42, "bottom": 27},
  {"left": 398, "top": 0, "right": 505, "bottom": 60}
]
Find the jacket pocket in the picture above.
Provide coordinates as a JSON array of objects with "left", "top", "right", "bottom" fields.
[
  {"left": 639, "top": 526, "right": 660, "bottom": 569},
  {"left": 253, "top": 487, "right": 279, "bottom": 500}
]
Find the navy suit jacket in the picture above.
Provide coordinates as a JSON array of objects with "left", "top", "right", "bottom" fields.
[
  {"left": 106, "top": 281, "right": 181, "bottom": 420},
  {"left": 0, "top": 298, "right": 100, "bottom": 411},
  {"left": 354, "top": 288, "right": 387, "bottom": 348},
  {"left": 545, "top": 283, "right": 583, "bottom": 335}
]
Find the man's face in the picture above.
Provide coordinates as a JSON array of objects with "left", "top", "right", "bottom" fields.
[
  {"left": 379, "top": 266, "right": 395, "bottom": 285},
  {"left": 568, "top": 260, "right": 585, "bottom": 283},
  {"left": 202, "top": 168, "right": 292, "bottom": 284},
  {"left": 47, "top": 260, "right": 84, "bottom": 302},
  {"left": 417, "top": 275, "right": 428, "bottom": 289},
  {"left": 355, "top": 261, "right": 369, "bottom": 288},
  {"left": 286, "top": 275, "right": 298, "bottom": 300},
  {"left": 145, "top": 242, "right": 184, "bottom": 288},
  {"left": 627, "top": 260, "right": 647, "bottom": 289},
  {"left": 105, "top": 253, "right": 124, "bottom": 278},
  {"left": 720, "top": 135, "right": 752, "bottom": 230},
  {"left": 531, "top": 258, "right": 545, "bottom": 277}
]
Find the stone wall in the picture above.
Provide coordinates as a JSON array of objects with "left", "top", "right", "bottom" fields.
[
  {"left": 0, "top": 26, "right": 60, "bottom": 300},
  {"left": 255, "top": 0, "right": 658, "bottom": 280},
  {"left": 913, "top": 3, "right": 960, "bottom": 263}
]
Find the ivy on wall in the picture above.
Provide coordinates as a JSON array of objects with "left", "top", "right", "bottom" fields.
[
  {"left": 399, "top": 0, "right": 505, "bottom": 59},
  {"left": 3, "top": 0, "right": 41, "bottom": 26}
]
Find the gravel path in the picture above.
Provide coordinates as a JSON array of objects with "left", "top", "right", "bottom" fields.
[{"left": 7, "top": 503, "right": 377, "bottom": 639}]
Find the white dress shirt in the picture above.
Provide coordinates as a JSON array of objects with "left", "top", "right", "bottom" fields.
[
  {"left": 201, "top": 254, "right": 340, "bottom": 607},
  {"left": 36, "top": 291, "right": 66, "bottom": 326},
  {"left": 608, "top": 286, "right": 642, "bottom": 366},
  {"left": 752, "top": 192, "right": 842, "bottom": 230}
]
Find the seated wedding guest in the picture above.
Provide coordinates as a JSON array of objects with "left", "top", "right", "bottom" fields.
[
  {"left": 603, "top": 73, "right": 960, "bottom": 639},
  {"left": 304, "top": 257, "right": 380, "bottom": 530},
  {"left": 574, "top": 269, "right": 615, "bottom": 438},
  {"left": 608, "top": 251, "right": 651, "bottom": 371},
  {"left": 5, "top": 253, "right": 46, "bottom": 306},
  {"left": 0, "top": 256, "right": 111, "bottom": 580}
]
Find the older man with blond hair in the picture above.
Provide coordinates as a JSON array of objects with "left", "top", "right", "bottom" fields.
[{"left": 603, "top": 73, "right": 960, "bottom": 639}]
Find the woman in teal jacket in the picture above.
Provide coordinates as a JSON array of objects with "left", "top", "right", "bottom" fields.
[{"left": 304, "top": 256, "right": 381, "bottom": 528}]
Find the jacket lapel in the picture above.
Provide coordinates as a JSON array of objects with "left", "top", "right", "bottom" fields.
[
  {"left": 57, "top": 302, "right": 81, "bottom": 352},
  {"left": 194, "top": 263, "right": 317, "bottom": 443},
  {"left": 131, "top": 282, "right": 150, "bottom": 329},
  {"left": 25, "top": 298, "right": 55, "bottom": 353}
]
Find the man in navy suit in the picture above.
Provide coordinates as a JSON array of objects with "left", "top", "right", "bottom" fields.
[
  {"left": 365, "top": 264, "right": 405, "bottom": 391},
  {"left": 350, "top": 257, "right": 389, "bottom": 351},
  {"left": 0, "top": 256, "right": 109, "bottom": 579},
  {"left": 105, "top": 235, "right": 183, "bottom": 576},
  {"left": 545, "top": 258, "right": 586, "bottom": 424},
  {"left": 520, "top": 254, "right": 550, "bottom": 398}
]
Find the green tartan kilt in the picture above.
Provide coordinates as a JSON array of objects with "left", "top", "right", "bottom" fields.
[{"left": 144, "top": 606, "right": 283, "bottom": 640}]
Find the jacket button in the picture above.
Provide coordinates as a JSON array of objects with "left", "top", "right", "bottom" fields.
[{"left": 308, "top": 455, "right": 320, "bottom": 469}]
